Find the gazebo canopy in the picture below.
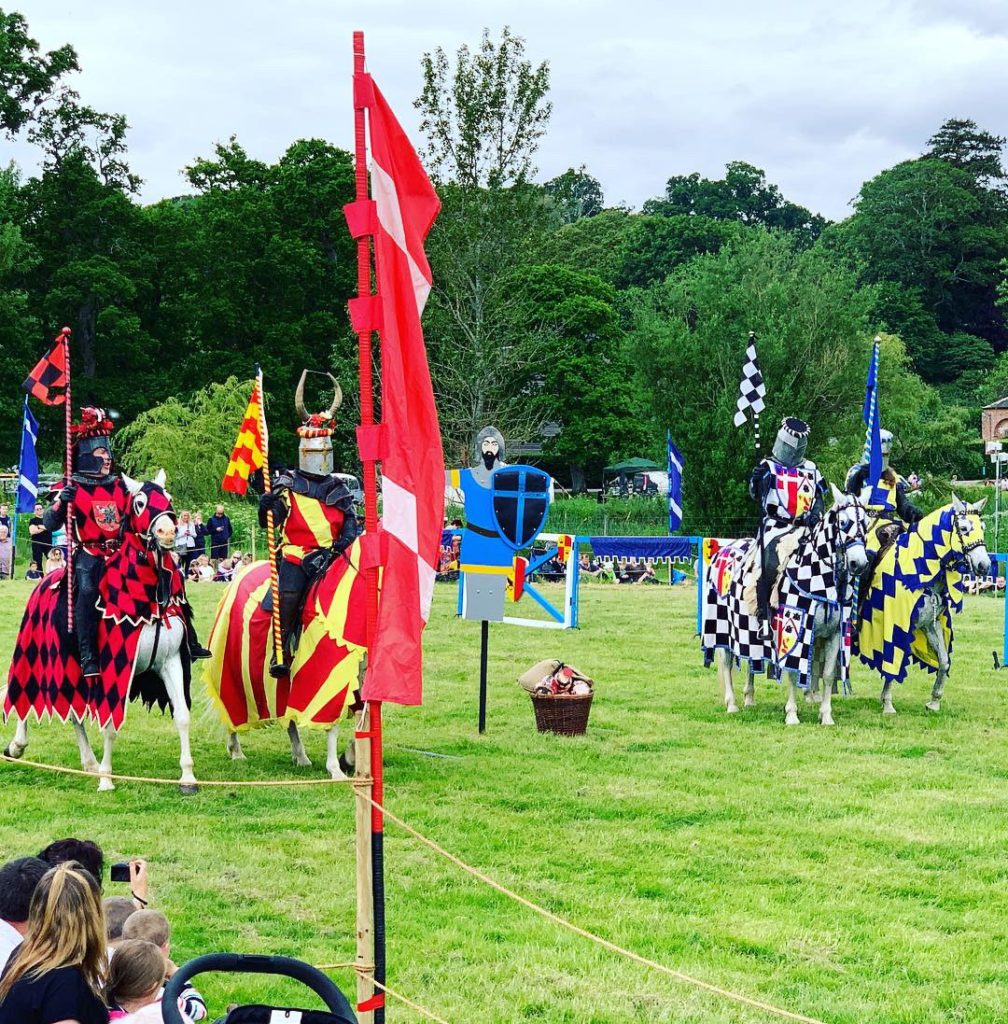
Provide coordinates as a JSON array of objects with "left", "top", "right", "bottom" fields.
[{"left": 604, "top": 458, "right": 660, "bottom": 475}]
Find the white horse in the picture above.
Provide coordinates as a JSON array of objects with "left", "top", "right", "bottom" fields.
[
  {"left": 708, "top": 487, "right": 869, "bottom": 725},
  {"left": 4, "top": 472, "right": 198, "bottom": 793}
]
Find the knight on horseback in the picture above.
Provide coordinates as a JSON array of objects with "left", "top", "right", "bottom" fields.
[
  {"left": 845, "top": 428, "right": 922, "bottom": 580},
  {"left": 748, "top": 417, "right": 827, "bottom": 624},
  {"left": 43, "top": 407, "right": 208, "bottom": 677},
  {"left": 257, "top": 372, "right": 358, "bottom": 677}
]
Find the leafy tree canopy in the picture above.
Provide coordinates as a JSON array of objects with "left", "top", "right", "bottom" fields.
[{"left": 543, "top": 165, "right": 603, "bottom": 223}]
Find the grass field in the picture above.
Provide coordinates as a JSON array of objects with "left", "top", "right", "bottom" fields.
[{"left": 1, "top": 578, "right": 1007, "bottom": 1023}]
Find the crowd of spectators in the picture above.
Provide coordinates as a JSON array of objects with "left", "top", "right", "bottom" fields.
[{"left": 0, "top": 838, "right": 207, "bottom": 1024}]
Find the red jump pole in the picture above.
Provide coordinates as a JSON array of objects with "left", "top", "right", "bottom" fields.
[{"left": 352, "top": 29, "right": 386, "bottom": 1024}]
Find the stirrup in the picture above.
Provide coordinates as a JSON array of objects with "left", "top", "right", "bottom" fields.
[{"left": 269, "top": 659, "right": 291, "bottom": 679}]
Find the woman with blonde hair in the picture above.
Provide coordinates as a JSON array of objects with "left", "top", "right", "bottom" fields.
[
  {"left": 107, "top": 939, "right": 190, "bottom": 1023},
  {"left": 0, "top": 861, "right": 108, "bottom": 1023}
]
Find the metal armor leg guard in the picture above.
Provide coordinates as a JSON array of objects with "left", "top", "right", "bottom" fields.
[{"left": 183, "top": 601, "right": 211, "bottom": 660}]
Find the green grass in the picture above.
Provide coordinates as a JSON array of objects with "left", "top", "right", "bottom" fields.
[{"left": 1, "top": 580, "right": 1007, "bottom": 1023}]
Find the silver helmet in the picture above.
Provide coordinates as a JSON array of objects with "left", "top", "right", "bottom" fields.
[
  {"left": 772, "top": 417, "right": 810, "bottom": 467},
  {"left": 879, "top": 428, "right": 893, "bottom": 468},
  {"left": 474, "top": 426, "right": 506, "bottom": 469},
  {"left": 295, "top": 370, "right": 342, "bottom": 478}
]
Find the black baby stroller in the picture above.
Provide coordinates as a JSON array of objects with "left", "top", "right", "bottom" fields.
[{"left": 162, "top": 952, "right": 357, "bottom": 1024}]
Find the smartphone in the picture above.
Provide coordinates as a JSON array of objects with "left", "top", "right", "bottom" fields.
[{"left": 110, "top": 862, "right": 130, "bottom": 883}]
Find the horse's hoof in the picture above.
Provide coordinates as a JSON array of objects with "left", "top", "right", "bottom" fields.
[
  {"left": 338, "top": 753, "right": 354, "bottom": 775},
  {"left": 98, "top": 778, "right": 116, "bottom": 793},
  {"left": 2, "top": 745, "right": 16, "bottom": 760},
  {"left": 229, "top": 749, "right": 247, "bottom": 761},
  {"left": 882, "top": 705, "right": 897, "bottom": 716},
  {"left": 925, "top": 701, "right": 941, "bottom": 713},
  {"left": 179, "top": 783, "right": 199, "bottom": 796},
  {"left": 293, "top": 755, "right": 313, "bottom": 768},
  {"left": 743, "top": 696, "right": 755, "bottom": 708},
  {"left": 820, "top": 715, "right": 835, "bottom": 726},
  {"left": 785, "top": 714, "right": 800, "bottom": 726},
  {"left": 726, "top": 703, "right": 739, "bottom": 714}
]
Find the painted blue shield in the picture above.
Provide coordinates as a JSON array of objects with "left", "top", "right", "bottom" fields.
[{"left": 491, "top": 465, "right": 551, "bottom": 551}]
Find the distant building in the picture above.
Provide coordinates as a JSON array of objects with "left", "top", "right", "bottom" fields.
[{"left": 982, "top": 398, "right": 1008, "bottom": 442}]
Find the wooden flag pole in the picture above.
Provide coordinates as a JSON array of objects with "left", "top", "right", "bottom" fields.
[
  {"left": 352, "top": 29, "right": 386, "bottom": 1024},
  {"left": 256, "top": 366, "right": 284, "bottom": 671},
  {"left": 60, "top": 327, "right": 73, "bottom": 631}
]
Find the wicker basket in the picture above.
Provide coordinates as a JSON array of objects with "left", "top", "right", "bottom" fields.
[{"left": 530, "top": 692, "right": 593, "bottom": 736}]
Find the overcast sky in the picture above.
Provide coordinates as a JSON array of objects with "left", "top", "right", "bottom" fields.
[{"left": 8, "top": 1, "right": 1008, "bottom": 220}]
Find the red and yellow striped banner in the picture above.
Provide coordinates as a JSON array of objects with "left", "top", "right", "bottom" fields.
[{"left": 222, "top": 385, "right": 265, "bottom": 495}]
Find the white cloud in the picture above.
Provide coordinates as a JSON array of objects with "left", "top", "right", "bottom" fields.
[{"left": 9, "top": 0, "right": 1008, "bottom": 219}]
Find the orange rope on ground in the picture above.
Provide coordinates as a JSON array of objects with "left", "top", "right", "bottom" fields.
[
  {"left": 1, "top": 754, "right": 359, "bottom": 788},
  {"left": 355, "top": 790, "right": 830, "bottom": 1024}
]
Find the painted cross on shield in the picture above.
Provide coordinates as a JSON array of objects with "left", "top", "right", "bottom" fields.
[{"left": 491, "top": 466, "right": 551, "bottom": 551}]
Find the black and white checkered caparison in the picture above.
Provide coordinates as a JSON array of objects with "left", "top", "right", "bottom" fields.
[{"left": 733, "top": 339, "right": 766, "bottom": 428}]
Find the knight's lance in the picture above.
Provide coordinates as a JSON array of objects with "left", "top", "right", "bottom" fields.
[
  {"left": 749, "top": 330, "right": 769, "bottom": 636},
  {"left": 61, "top": 328, "right": 73, "bottom": 632},
  {"left": 256, "top": 366, "right": 284, "bottom": 669}
]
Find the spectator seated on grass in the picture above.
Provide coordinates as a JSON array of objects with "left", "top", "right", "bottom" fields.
[
  {"left": 107, "top": 939, "right": 192, "bottom": 1023},
  {"left": 212, "top": 557, "right": 236, "bottom": 583},
  {"left": 0, "top": 857, "right": 48, "bottom": 969},
  {"left": 0, "top": 862, "right": 108, "bottom": 1024},
  {"left": 634, "top": 563, "right": 659, "bottom": 584},
  {"left": 578, "top": 554, "right": 603, "bottom": 579},
  {"left": 121, "top": 910, "right": 206, "bottom": 1021},
  {"left": 187, "top": 556, "right": 214, "bottom": 583},
  {"left": 24, "top": 561, "right": 43, "bottom": 581}
]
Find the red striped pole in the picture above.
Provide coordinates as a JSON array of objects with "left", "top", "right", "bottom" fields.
[
  {"left": 352, "top": 30, "right": 386, "bottom": 1024},
  {"left": 256, "top": 366, "right": 284, "bottom": 671},
  {"left": 61, "top": 327, "right": 73, "bottom": 631}
]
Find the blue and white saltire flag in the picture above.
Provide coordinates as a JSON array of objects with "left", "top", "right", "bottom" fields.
[
  {"left": 667, "top": 430, "right": 683, "bottom": 533},
  {"left": 862, "top": 337, "right": 885, "bottom": 504},
  {"left": 17, "top": 397, "right": 40, "bottom": 514}
]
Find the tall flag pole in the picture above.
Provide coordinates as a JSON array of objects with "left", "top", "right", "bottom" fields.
[
  {"left": 222, "top": 372, "right": 281, "bottom": 668},
  {"left": 344, "top": 31, "right": 445, "bottom": 1021},
  {"left": 734, "top": 330, "right": 766, "bottom": 454},
  {"left": 24, "top": 326, "right": 72, "bottom": 623},
  {"left": 667, "top": 429, "right": 683, "bottom": 533},
  {"left": 863, "top": 337, "right": 885, "bottom": 505},
  {"left": 15, "top": 397, "right": 41, "bottom": 579}
]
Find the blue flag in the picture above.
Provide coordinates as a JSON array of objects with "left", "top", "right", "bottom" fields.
[
  {"left": 862, "top": 338, "right": 885, "bottom": 504},
  {"left": 667, "top": 430, "right": 683, "bottom": 533},
  {"left": 17, "top": 397, "right": 40, "bottom": 514}
]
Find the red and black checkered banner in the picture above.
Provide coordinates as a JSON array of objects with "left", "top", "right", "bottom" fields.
[{"left": 23, "top": 335, "right": 69, "bottom": 406}]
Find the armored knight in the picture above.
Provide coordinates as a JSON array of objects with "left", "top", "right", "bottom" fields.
[
  {"left": 749, "top": 417, "right": 826, "bottom": 620},
  {"left": 845, "top": 429, "right": 921, "bottom": 583},
  {"left": 258, "top": 373, "right": 358, "bottom": 677},
  {"left": 44, "top": 409, "right": 130, "bottom": 677},
  {"left": 45, "top": 408, "right": 209, "bottom": 677}
]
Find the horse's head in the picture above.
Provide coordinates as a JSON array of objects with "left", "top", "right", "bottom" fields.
[
  {"left": 121, "top": 470, "right": 177, "bottom": 551},
  {"left": 951, "top": 493, "right": 991, "bottom": 578},
  {"left": 829, "top": 483, "right": 869, "bottom": 577}
]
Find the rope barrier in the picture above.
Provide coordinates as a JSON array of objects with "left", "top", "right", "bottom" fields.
[
  {"left": 354, "top": 790, "right": 829, "bottom": 1024},
  {"left": 0, "top": 754, "right": 358, "bottom": 788},
  {"left": 1, "top": 752, "right": 826, "bottom": 1022}
]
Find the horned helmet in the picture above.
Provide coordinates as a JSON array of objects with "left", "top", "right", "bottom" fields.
[
  {"left": 295, "top": 370, "right": 342, "bottom": 478},
  {"left": 70, "top": 407, "right": 115, "bottom": 478}
]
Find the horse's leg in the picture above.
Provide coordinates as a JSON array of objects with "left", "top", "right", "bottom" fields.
[
  {"left": 819, "top": 620, "right": 840, "bottom": 727},
  {"left": 718, "top": 650, "right": 739, "bottom": 713},
  {"left": 160, "top": 638, "right": 198, "bottom": 793},
  {"left": 923, "top": 598, "right": 951, "bottom": 713},
  {"left": 881, "top": 677, "right": 897, "bottom": 715},
  {"left": 807, "top": 639, "right": 823, "bottom": 705},
  {"left": 71, "top": 714, "right": 99, "bottom": 772},
  {"left": 784, "top": 672, "right": 801, "bottom": 726},
  {"left": 326, "top": 725, "right": 347, "bottom": 780},
  {"left": 3, "top": 716, "right": 29, "bottom": 759},
  {"left": 288, "top": 720, "right": 313, "bottom": 768},
  {"left": 97, "top": 721, "right": 116, "bottom": 792},
  {"left": 743, "top": 660, "right": 756, "bottom": 708},
  {"left": 226, "top": 732, "right": 246, "bottom": 760}
]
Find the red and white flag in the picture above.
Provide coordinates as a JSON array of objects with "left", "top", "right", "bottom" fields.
[{"left": 360, "top": 76, "right": 444, "bottom": 705}]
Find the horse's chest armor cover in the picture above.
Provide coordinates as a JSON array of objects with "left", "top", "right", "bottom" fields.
[{"left": 767, "top": 462, "right": 818, "bottom": 519}]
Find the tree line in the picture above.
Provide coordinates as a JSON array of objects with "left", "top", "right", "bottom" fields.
[{"left": 2, "top": 13, "right": 1007, "bottom": 533}]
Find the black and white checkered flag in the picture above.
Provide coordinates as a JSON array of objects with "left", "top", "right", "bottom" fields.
[{"left": 733, "top": 332, "right": 765, "bottom": 428}]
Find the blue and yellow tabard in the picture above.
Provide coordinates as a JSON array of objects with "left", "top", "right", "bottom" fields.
[{"left": 448, "top": 467, "right": 513, "bottom": 573}]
